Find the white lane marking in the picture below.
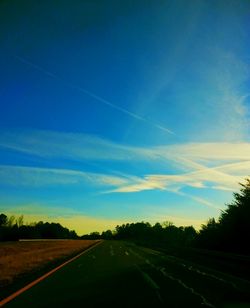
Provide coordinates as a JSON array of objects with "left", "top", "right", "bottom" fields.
[
  {"left": 181, "top": 263, "right": 237, "bottom": 289},
  {"left": 160, "top": 254, "right": 238, "bottom": 289},
  {"left": 129, "top": 248, "right": 214, "bottom": 308},
  {"left": 125, "top": 251, "right": 129, "bottom": 256},
  {"left": 110, "top": 245, "right": 114, "bottom": 256},
  {"left": 140, "top": 247, "right": 163, "bottom": 256},
  {"left": 135, "top": 265, "right": 163, "bottom": 303}
]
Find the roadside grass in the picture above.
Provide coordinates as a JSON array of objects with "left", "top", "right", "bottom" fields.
[{"left": 0, "top": 240, "right": 97, "bottom": 290}]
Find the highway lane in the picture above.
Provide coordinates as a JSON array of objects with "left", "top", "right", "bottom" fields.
[{"left": 3, "top": 241, "right": 250, "bottom": 307}]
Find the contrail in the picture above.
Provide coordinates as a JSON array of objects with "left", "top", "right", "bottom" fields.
[
  {"left": 15, "top": 56, "right": 57, "bottom": 79},
  {"left": 15, "top": 55, "right": 175, "bottom": 135}
]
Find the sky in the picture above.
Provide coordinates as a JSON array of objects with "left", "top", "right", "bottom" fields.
[{"left": 0, "top": 0, "right": 250, "bottom": 234}]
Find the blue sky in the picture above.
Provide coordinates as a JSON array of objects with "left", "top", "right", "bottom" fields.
[{"left": 1, "top": 0, "right": 250, "bottom": 234}]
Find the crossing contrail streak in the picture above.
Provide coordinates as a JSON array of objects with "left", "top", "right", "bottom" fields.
[{"left": 15, "top": 55, "right": 175, "bottom": 135}]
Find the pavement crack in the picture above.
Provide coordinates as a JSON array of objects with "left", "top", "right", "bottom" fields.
[{"left": 159, "top": 267, "right": 215, "bottom": 308}]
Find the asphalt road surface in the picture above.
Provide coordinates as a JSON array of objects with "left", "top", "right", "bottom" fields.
[{"left": 3, "top": 241, "right": 250, "bottom": 307}]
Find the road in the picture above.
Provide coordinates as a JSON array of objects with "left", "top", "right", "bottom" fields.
[{"left": 3, "top": 241, "right": 250, "bottom": 307}]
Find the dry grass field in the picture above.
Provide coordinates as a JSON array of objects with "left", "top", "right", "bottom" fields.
[{"left": 0, "top": 240, "right": 98, "bottom": 287}]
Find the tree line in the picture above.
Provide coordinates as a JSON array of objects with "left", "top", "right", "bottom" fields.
[
  {"left": 1, "top": 178, "right": 249, "bottom": 255},
  {"left": 0, "top": 214, "right": 78, "bottom": 240},
  {"left": 82, "top": 222, "right": 197, "bottom": 249},
  {"left": 82, "top": 178, "right": 250, "bottom": 255}
]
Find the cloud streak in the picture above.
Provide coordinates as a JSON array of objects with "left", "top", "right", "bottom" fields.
[
  {"left": 0, "top": 165, "right": 128, "bottom": 187},
  {"left": 0, "top": 163, "right": 221, "bottom": 209},
  {"left": 1, "top": 129, "right": 249, "bottom": 208},
  {"left": 2, "top": 130, "right": 250, "bottom": 163},
  {"left": 15, "top": 55, "right": 174, "bottom": 135}
]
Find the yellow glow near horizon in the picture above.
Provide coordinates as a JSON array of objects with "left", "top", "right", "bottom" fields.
[{"left": 2, "top": 210, "right": 204, "bottom": 235}]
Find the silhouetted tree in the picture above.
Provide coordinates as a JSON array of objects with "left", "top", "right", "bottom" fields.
[
  {"left": 81, "top": 231, "right": 101, "bottom": 240},
  {"left": 89, "top": 221, "right": 198, "bottom": 249},
  {"left": 196, "top": 178, "right": 250, "bottom": 254},
  {"left": 0, "top": 213, "right": 7, "bottom": 226},
  {"left": 218, "top": 179, "right": 250, "bottom": 254},
  {"left": 101, "top": 230, "right": 113, "bottom": 240},
  {"left": 196, "top": 218, "right": 220, "bottom": 250},
  {"left": 182, "top": 226, "right": 197, "bottom": 246},
  {"left": 0, "top": 213, "right": 79, "bottom": 241}
]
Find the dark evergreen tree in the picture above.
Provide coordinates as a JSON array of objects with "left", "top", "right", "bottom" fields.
[
  {"left": 196, "top": 178, "right": 250, "bottom": 254},
  {"left": 218, "top": 178, "right": 250, "bottom": 254}
]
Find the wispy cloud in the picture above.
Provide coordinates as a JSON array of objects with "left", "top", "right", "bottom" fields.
[
  {"left": 0, "top": 163, "right": 220, "bottom": 209},
  {"left": 1, "top": 130, "right": 250, "bottom": 162},
  {"left": 199, "top": 47, "right": 249, "bottom": 142},
  {"left": 15, "top": 55, "right": 174, "bottom": 135},
  {"left": 0, "top": 165, "right": 128, "bottom": 187},
  {"left": 106, "top": 168, "right": 239, "bottom": 209},
  {"left": 153, "top": 143, "right": 250, "bottom": 162},
  {"left": 1, "top": 129, "right": 249, "bottom": 208},
  {"left": 0, "top": 130, "right": 139, "bottom": 161}
]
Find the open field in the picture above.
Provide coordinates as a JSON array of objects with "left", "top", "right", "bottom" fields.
[{"left": 0, "top": 240, "right": 97, "bottom": 288}]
